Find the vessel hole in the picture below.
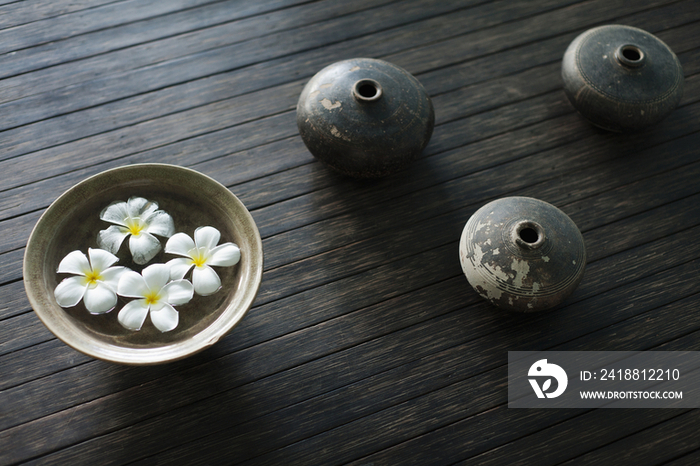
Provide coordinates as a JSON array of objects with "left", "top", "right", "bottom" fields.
[
  {"left": 519, "top": 227, "right": 539, "bottom": 244},
  {"left": 358, "top": 82, "right": 378, "bottom": 98},
  {"left": 622, "top": 46, "right": 642, "bottom": 62}
]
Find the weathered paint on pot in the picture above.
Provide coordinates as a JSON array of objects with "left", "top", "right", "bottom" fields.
[
  {"left": 562, "top": 25, "right": 684, "bottom": 132},
  {"left": 297, "top": 58, "right": 435, "bottom": 178},
  {"left": 459, "top": 197, "right": 586, "bottom": 312}
]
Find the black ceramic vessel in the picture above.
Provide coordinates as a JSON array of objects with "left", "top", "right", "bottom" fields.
[
  {"left": 562, "top": 25, "right": 684, "bottom": 132},
  {"left": 296, "top": 58, "right": 435, "bottom": 178},
  {"left": 459, "top": 197, "right": 586, "bottom": 312}
]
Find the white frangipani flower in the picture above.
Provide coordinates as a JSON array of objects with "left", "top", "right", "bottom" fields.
[
  {"left": 165, "top": 226, "right": 241, "bottom": 296},
  {"left": 54, "top": 248, "right": 128, "bottom": 314},
  {"left": 97, "top": 196, "right": 175, "bottom": 265},
  {"left": 117, "top": 264, "right": 194, "bottom": 332}
]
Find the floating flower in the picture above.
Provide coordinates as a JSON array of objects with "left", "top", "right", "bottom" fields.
[
  {"left": 165, "top": 226, "right": 241, "bottom": 296},
  {"left": 97, "top": 196, "right": 175, "bottom": 265},
  {"left": 54, "top": 248, "right": 128, "bottom": 314},
  {"left": 117, "top": 263, "right": 194, "bottom": 332}
]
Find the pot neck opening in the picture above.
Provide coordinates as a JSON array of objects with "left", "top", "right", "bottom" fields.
[
  {"left": 353, "top": 79, "right": 383, "bottom": 102},
  {"left": 512, "top": 220, "right": 546, "bottom": 250},
  {"left": 615, "top": 44, "right": 646, "bottom": 68}
]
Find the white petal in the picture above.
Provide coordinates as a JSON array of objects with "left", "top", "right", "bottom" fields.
[
  {"left": 97, "top": 225, "right": 129, "bottom": 254},
  {"left": 165, "top": 232, "right": 196, "bottom": 257},
  {"left": 150, "top": 303, "right": 179, "bottom": 332},
  {"left": 142, "top": 263, "right": 171, "bottom": 292},
  {"left": 162, "top": 279, "right": 194, "bottom": 305},
  {"left": 118, "top": 270, "right": 149, "bottom": 298},
  {"left": 100, "top": 201, "right": 129, "bottom": 226},
  {"left": 83, "top": 282, "right": 118, "bottom": 314},
  {"left": 126, "top": 197, "right": 157, "bottom": 218},
  {"left": 88, "top": 248, "right": 119, "bottom": 273},
  {"left": 192, "top": 265, "right": 221, "bottom": 296},
  {"left": 54, "top": 276, "right": 88, "bottom": 307},
  {"left": 149, "top": 300, "right": 166, "bottom": 312},
  {"left": 194, "top": 226, "right": 221, "bottom": 251},
  {"left": 145, "top": 211, "right": 175, "bottom": 238},
  {"left": 100, "top": 266, "right": 129, "bottom": 291},
  {"left": 208, "top": 243, "right": 241, "bottom": 267},
  {"left": 57, "top": 250, "right": 90, "bottom": 275},
  {"left": 166, "top": 257, "right": 194, "bottom": 280},
  {"left": 118, "top": 299, "right": 150, "bottom": 331},
  {"left": 129, "top": 232, "right": 161, "bottom": 265}
]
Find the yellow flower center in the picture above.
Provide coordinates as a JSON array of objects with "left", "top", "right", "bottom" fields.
[
  {"left": 84, "top": 270, "right": 103, "bottom": 286},
  {"left": 190, "top": 247, "right": 209, "bottom": 268},
  {"left": 124, "top": 216, "right": 146, "bottom": 236},
  {"left": 144, "top": 291, "right": 161, "bottom": 306}
]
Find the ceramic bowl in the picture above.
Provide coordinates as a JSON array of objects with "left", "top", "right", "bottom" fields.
[{"left": 23, "top": 164, "right": 263, "bottom": 365}]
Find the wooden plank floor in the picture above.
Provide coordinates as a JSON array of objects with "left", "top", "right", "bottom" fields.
[{"left": 1, "top": 0, "right": 700, "bottom": 464}]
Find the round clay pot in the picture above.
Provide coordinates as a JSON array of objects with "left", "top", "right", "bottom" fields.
[
  {"left": 296, "top": 58, "right": 435, "bottom": 178},
  {"left": 562, "top": 25, "right": 684, "bottom": 132},
  {"left": 459, "top": 197, "right": 586, "bottom": 312}
]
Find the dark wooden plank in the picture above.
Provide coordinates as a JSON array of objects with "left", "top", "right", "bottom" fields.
[
  {"left": 0, "top": 340, "right": 92, "bottom": 392},
  {"left": 0, "top": 312, "right": 53, "bottom": 357},
  {"left": 255, "top": 103, "right": 700, "bottom": 279},
  {"left": 459, "top": 410, "right": 694, "bottom": 466},
  {"left": 4, "top": 37, "right": 694, "bottom": 262},
  {"left": 450, "top": 293, "right": 700, "bottom": 465},
  {"left": 0, "top": 248, "right": 23, "bottom": 284},
  {"left": 582, "top": 193, "right": 700, "bottom": 262},
  {"left": 0, "top": 246, "right": 464, "bottom": 422},
  {"left": 415, "top": 0, "right": 700, "bottom": 96},
  {"left": 0, "top": 0, "right": 406, "bottom": 127},
  {"left": 0, "top": 52, "right": 571, "bottom": 219},
  {"left": 1, "top": 74, "right": 696, "bottom": 382},
  {"left": 255, "top": 158, "right": 700, "bottom": 309},
  {"left": 37, "top": 228, "right": 700, "bottom": 465},
  {"left": 458, "top": 412, "right": 681, "bottom": 466},
  {"left": 226, "top": 38, "right": 700, "bottom": 216},
  {"left": 0, "top": 0, "right": 575, "bottom": 167},
  {"left": 2, "top": 1, "right": 700, "bottom": 464},
  {"left": 7, "top": 183, "right": 700, "bottom": 389},
  {"left": 339, "top": 281, "right": 700, "bottom": 466},
  {"left": 3, "top": 121, "right": 698, "bottom": 361},
  {"left": 0, "top": 0, "right": 483, "bottom": 133},
  {"left": 0, "top": 0, "right": 122, "bottom": 30},
  {"left": 0, "top": 0, "right": 668, "bottom": 190},
  {"left": 248, "top": 67, "right": 700, "bottom": 241},
  {"left": 559, "top": 410, "right": 700, "bottom": 465},
  {"left": 0, "top": 211, "right": 41, "bottom": 253},
  {"left": 0, "top": 111, "right": 300, "bottom": 228},
  {"left": 1, "top": 94, "right": 699, "bottom": 358},
  {"left": 0, "top": 0, "right": 225, "bottom": 55},
  {"left": 663, "top": 449, "right": 700, "bottom": 466},
  {"left": 457, "top": 342, "right": 700, "bottom": 462},
  {"left": 0, "top": 0, "right": 321, "bottom": 95},
  {"left": 0, "top": 0, "right": 403, "bottom": 105},
  {"left": 6, "top": 191, "right": 700, "bottom": 463},
  {"left": 181, "top": 290, "right": 700, "bottom": 465},
  {"left": 0, "top": 280, "right": 29, "bottom": 320},
  {"left": 322, "top": 300, "right": 700, "bottom": 466},
  {"left": 14, "top": 280, "right": 700, "bottom": 465},
  {"left": 0, "top": 0, "right": 690, "bottom": 231},
  {"left": 384, "top": 0, "right": 689, "bottom": 76}
]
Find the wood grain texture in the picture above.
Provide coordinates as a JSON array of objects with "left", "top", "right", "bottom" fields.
[
  {"left": 13, "top": 204, "right": 700, "bottom": 464},
  {"left": 0, "top": 0, "right": 122, "bottom": 30},
  {"left": 2, "top": 0, "right": 700, "bottom": 464}
]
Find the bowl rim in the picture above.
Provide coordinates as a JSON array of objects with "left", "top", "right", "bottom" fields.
[{"left": 23, "top": 163, "right": 263, "bottom": 365}]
